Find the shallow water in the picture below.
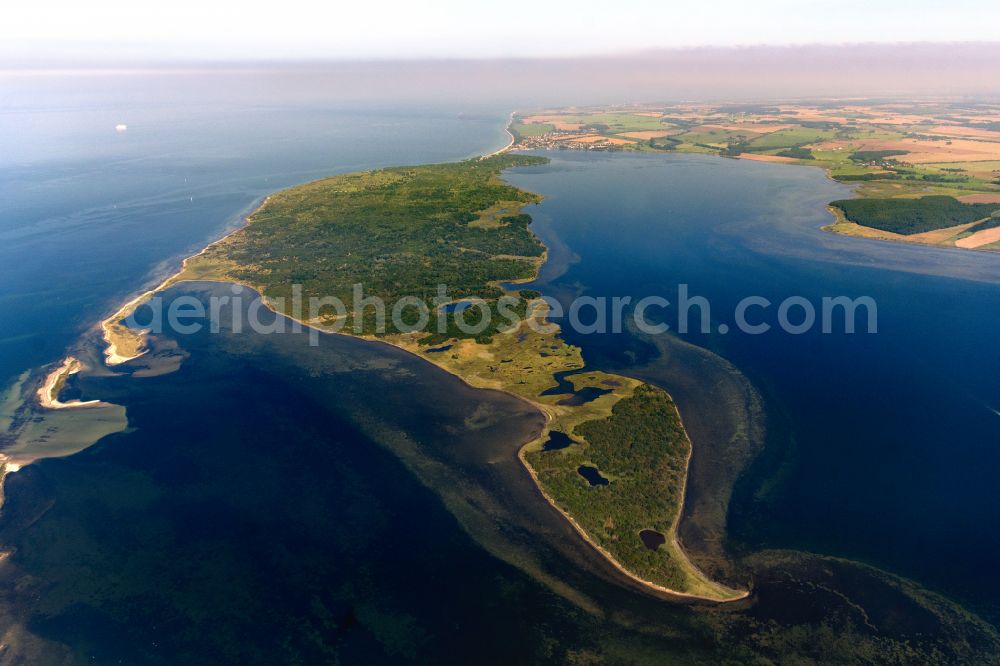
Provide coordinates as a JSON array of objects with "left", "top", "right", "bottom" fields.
[
  {"left": 505, "top": 150, "right": 1000, "bottom": 623},
  {"left": 3, "top": 87, "right": 1000, "bottom": 659},
  {"left": 0, "top": 284, "right": 729, "bottom": 661},
  {"left": 0, "top": 71, "right": 511, "bottom": 392},
  {"left": 3, "top": 283, "right": 996, "bottom": 662}
]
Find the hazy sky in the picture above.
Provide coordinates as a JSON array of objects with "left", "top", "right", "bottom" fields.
[{"left": 4, "top": 0, "right": 999, "bottom": 62}]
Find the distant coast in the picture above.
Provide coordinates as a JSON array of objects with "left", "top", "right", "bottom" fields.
[
  {"left": 508, "top": 102, "right": 1000, "bottom": 253},
  {"left": 482, "top": 111, "right": 516, "bottom": 159}
]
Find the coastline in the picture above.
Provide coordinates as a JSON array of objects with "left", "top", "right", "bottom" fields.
[
  {"left": 481, "top": 111, "right": 516, "bottom": 159},
  {"left": 509, "top": 106, "right": 1000, "bottom": 253},
  {"left": 30, "top": 122, "right": 745, "bottom": 604},
  {"left": 515, "top": 421, "right": 748, "bottom": 602},
  {"left": 105, "top": 274, "right": 747, "bottom": 603},
  {"left": 36, "top": 357, "right": 105, "bottom": 410},
  {"left": 822, "top": 203, "right": 1000, "bottom": 253},
  {"left": 101, "top": 196, "right": 271, "bottom": 366},
  {"left": 740, "top": 157, "right": 1000, "bottom": 252}
]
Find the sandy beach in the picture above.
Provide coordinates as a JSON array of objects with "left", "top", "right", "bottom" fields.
[
  {"left": 100, "top": 196, "right": 270, "bottom": 366},
  {"left": 36, "top": 357, "right": 105, "bottom": 410},
  {"left": 482, "top": 112, "right": 516, "bottom": 159}
]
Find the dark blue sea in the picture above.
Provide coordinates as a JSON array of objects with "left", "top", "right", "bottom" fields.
[
  {"left": 2, "top": 73, "right": 999, "bottom": 662},
  {"left": 506, "top": 151, "right": 1000, "bottom": 622}
]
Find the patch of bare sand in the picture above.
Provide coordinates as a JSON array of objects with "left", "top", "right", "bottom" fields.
[
  {"left": 36, "top": 357, "right": 106, "bottom": 410},
  {"left": 739, "top": 153, "right": 800, "bottom": 164},
  {"left": 958, "top": 193, "right": 1000, "bottom": 204},
  {"left": 956, "top": 226, "right": 1000, "bottom": 249}
]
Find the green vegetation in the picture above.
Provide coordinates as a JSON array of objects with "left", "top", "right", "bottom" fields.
[
  {"left": 798, "top": 120, "right": 842, "bottom": 130},
  {"left": 922, "top": 160, "right": 1000, "bottom": 175},
  {"left": 526, "top": 384, "right": 738, "bottom": 598},
  {"left": 967, "top": 216, "right": 1000, "bottom": 234},
  {"left": 720, "top": 139, "right": 750, "bottom": 157},
  {"left": 833, "top": 172, "right": 901, "bottom": 182},
  {"left": 510, "top": 121, "right": 553, "bottom": 138},
  {"left": 647, "top": 136, "right": 680, "bottom": 151},
  {"left": 775, "top": 146, "right": 815, "bottom": 160},
  {"left": 189, "top": 155, "right": 547, "bottom": 337},
  {"left": 849, "top": 149, "right": 909, "bottom": 162},
  {"left": 175, "top": 153, "right": 741, "bottom": 599},
  {"left": 508, "top": 105, "right": 1000, "bottom": 247},
  {"left": 745, "top": 127, "right": 839, "bottom": 150},
  {"left": 571, "top": 112, "right": 665, "bottom": 132},
  {"left": 830, "top": 196, "right": 1000, "bottom": 235},
  {"left": 676, "top": 129, "right": 750, "bottom": 148},
  {"left": 918, "top": 172, "right": 969, "bottom": 183}
]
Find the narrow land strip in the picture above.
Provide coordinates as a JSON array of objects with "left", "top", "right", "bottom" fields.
[{"left": 86, "top": 151, "right": 746, "bottom": 602}]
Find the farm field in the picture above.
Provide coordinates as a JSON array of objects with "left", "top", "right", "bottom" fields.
[{"left": 511, "top": 100, "right": 1000, "bottom": 250}]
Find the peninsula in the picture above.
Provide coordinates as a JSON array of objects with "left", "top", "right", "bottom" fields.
[
  {"left": 96, "top": 154, "right": 745, "bottom": 602},
  {"left": 47, "top": 98, "right": 1000, "bottom": 604}
]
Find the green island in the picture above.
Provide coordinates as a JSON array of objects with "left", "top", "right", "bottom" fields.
[{"left": 105, "top": 153, "right": 745, "bottom": 602}]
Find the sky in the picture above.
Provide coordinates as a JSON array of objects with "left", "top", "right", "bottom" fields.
[{"left": 3, "top": 0, "right": 999, "bottom": 63}]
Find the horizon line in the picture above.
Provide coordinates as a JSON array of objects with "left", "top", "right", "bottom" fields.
[{"left": 4, "top": 40, "right": 1000, "bottom": 71}]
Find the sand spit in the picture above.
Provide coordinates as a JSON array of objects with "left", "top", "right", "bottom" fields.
[{"left": 36, "top": 357, "right": 105, "bottom": 410}]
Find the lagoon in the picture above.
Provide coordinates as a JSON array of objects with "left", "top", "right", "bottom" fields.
[
  {"left": 506, "top": 150, "right": 1000, "bottom": 622},
  {"left": 3, "top": 88, "right": 1000, "bottom": 660}
]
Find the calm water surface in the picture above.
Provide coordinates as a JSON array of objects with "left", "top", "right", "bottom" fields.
[
  {"left": 0, "top": 72, "right": 511, "bottom": 390},
  {"left": 8, "top": 283, "right": 992, "bottom": 662},
  {"left": 506, "top": 151, "right": 1000, "bottom": 622},
  {"left": 3, "top": 76, "right": 1000, "bottom": 661}
]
